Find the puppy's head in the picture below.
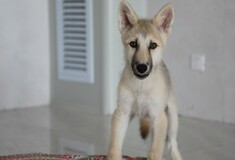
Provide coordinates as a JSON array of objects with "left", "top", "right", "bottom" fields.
[{"left": 119, "top": 1, "right": 174, "bottom": 79}]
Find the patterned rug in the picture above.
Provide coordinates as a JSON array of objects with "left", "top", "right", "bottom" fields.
[{"left": 0, "top": 153, "right": 147, "bottom": 160}]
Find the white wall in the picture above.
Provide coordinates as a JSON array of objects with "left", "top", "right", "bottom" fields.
[
  {"left": 147, "top": 0, "right": 235, "bottom": 123},
  {"left": 0, "top": 0, "right": 50, "bottom": 110}
]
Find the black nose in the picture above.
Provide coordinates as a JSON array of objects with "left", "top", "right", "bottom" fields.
[{"left": 136, "top": 64, "right": 148, "bottom": 74}]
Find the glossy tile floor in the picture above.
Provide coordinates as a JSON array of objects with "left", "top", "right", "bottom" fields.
[
  {"left": 0, "top": 106, "right": 50, "bottom": 154},
  {"left": 0, "top": 106, "right": 235, "bottom": 160}
]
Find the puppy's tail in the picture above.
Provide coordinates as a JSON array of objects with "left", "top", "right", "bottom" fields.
[{"left": 140, "top": 117, "right": 150, "bottom": 139}]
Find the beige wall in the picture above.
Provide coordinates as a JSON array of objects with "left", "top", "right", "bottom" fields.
[{"left": 147, "top": 0, "right": 235, "bottom": 123}]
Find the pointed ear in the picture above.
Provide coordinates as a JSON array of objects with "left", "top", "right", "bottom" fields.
[
  {"left": 153, "top": 3, "right": 174, "bottom": 36},
  {"left": 119, "top": 0, "right": 138, "bottom": 32}
]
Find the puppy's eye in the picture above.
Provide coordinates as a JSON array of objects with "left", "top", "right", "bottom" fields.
[
  {"left": 130, "top": 41, "right": 137, "bottom": 48},
  {"left": 149, "top": 42, "right": 158, "bottom": 49}
]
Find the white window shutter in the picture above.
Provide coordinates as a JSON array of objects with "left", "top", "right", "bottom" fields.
[{"left": 56, "top": 0, "right": 94, "bottom": 83}]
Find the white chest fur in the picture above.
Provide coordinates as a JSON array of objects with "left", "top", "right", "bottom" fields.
[{"left": 118, "top": 69, "right": 168, "bottom": 118}]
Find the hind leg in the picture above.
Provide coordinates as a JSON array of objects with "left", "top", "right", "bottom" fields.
[{"left": 167, "top": 92, "right": 183, "bottom": 160}]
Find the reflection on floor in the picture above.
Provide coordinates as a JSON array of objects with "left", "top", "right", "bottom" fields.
[
  {"left": 0, "top": 106, "right": 50, "bottom": 154},
  {"left": 0, "top": 106, "right": 235, "bottom": 160}
]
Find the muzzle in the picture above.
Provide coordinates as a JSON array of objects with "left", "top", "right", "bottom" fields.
[{"left": 131, "top": 61, "right": 152, "bottom": 79}]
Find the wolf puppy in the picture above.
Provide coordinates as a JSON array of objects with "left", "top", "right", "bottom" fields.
[{"left": 108, "top": 1, "right": 182, "bottom": 160}]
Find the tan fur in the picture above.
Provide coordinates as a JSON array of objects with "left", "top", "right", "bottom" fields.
[
  {"left": 140, "top": 117, "right": 150, "bottom": 139},
  {"left": 108, "top": 1, "right": 182, "bottom": 160}
]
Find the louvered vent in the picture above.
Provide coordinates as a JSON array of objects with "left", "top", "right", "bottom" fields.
[{"left": 56, "top": 0, "right": 94, "bottom": 83}]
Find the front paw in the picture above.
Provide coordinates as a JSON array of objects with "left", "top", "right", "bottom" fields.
[
  {"left": 148, "top": 152, "right": 163, "bottom": 160},
  {"left": 147, "top": 157, "right": 164, "bottom": 160},
  {"left": 108, "top": 154, "right": 122, "bottom": 160},
  {"left": 108, "top": 150, "right": 122, "bottom": 160}
]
